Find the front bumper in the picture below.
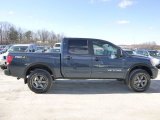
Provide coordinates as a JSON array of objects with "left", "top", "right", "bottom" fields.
[{"left": 151, "top": 67, "right": 159, "bottom": 79}]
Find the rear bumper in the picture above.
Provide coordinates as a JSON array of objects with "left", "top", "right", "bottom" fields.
[
  {"left": 4, "top": 69, "right": 11, "bottom": 76},
  {"left": 0, "top": 64, "right": 7, "bottom": 70},
  {"left": 151, "top": 67, "right": 159, "bottom": 79},
  {"left": 156, "top": 64, "right": 160, "bottom": 69}
]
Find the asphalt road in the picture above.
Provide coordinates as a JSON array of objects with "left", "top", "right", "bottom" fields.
[{"left": 0, "top": 69, "right": 160, "bottom": 120}]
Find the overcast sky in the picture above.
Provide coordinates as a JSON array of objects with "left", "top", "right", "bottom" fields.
[{"left": 0, "top": 0, "right": 160, "bottom": 45}]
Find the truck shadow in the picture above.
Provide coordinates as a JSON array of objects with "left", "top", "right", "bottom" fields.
[{"left": 47, "top": 79, "right": 160, "bottom": 94}]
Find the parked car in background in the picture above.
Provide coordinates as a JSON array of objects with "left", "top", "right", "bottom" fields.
[
  {"left": 0, "top": 45, "right": 13, "bottom": 54},
  {"left": 135, "top": 49, "right": 160, "bottom": 58},
  {"left": 135, "top": 49, "right": 160, "bottom": 69},
  {"left": 54, "top": 43, "right": 61, "bottom": 52},
  {"left": 0, "top": 45, "right": 6, "bottom": 51},
  {"left": 45, "top": 48, "right": 60, "bottom": 53},
  {"left": 0, "top": 44, "right": 37, "bottom": 69},
  {"left": 35, "top": 46, "right": 45, "bottom": 53},
  {"left": 135, "top": 49, "right": 159, "bottom": 57},
  {"left": 148, "top": 50, "right": 160, "bottom": 58},
  {"left": 123, "top": 49, "right": 135, "bottom": 55},
  {"left": 44, "top": 46, "right": 51, "bottom": 50}
]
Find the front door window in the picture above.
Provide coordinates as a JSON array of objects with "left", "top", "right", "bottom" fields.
[{"left": 93, "top": 40, "right": 118, "bottom": 59}]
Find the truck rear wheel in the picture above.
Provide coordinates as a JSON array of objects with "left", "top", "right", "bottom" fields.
[
  {"left": 128, "top": 69, "right": 151, "bottom": 92},
  {"left": 27, "top": 69, "right": 52, "bottom": 93}
]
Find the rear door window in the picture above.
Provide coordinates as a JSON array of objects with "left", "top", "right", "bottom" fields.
[{"left": 68, "top": 40, "right": 89, "bottom": 55}]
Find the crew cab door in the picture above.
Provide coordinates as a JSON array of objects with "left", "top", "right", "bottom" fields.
[
  {"left": 61, "top": 39, "right": 92, "bottom": 78},
  {"left": 91, "top": 40, "right": 125, "bottom": 79}
]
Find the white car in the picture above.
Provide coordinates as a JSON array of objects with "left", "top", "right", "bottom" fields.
[
  {"left": 35, "top": 46, "right": 45, "bottom": 53},
  {"left": 0, "top": 44, "right": 37, "bottom": 69},
  {"left": 0, "top": 45, "right": 6, "bottom": 51},
  {"left": 0, "top": 52, "right": 8, "bottom": 69},
  {"left": 54, "top": 43, "right": 61, "bottom": 52}
]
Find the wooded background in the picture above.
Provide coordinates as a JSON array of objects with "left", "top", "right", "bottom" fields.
[
  {"left": 0, "top": 21, "right": 63, "bottom": 46},
  {"left": 1, "top": 21, "right": 160, "bottom": 50}
]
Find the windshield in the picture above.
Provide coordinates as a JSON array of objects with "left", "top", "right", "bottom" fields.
[
  {"left": 148, "top": 51, "right": 160, "bottom": 57},
  {"left": 8, "top": 46, "right": 28, "bottom": 52},
  {"left": 55, "top": 44, "right": 60, "bottom": 47}
]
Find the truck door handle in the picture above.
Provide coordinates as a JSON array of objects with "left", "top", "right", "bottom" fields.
[
  {"left": 65, "top": 56, "right": 72, "bottom": 60},
  {"left": 95, "top": 57, "right": 99, "bottom": 61}
]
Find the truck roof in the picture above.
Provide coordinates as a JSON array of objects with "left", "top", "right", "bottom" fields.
[
  {"left": 63, "top": 37, "right": 118, "bottom": 47},
  {"left": 64, "top": 37, "right": 100, "bottom": 40}
]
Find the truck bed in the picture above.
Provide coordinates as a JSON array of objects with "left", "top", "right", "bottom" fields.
[{"left": 7, "top": 52, "right": 62, "bottom": 78}]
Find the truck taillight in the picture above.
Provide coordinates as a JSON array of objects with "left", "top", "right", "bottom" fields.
[{"left": 7, "top": 55, "right": 13, "bottom": 65}]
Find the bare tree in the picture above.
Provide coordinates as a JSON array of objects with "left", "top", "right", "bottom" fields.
[
  {"left": 0, "top": 21, "right": 65, "bottom": 45},
  {"left": 0, "top": 25, "right": 2, "bottom": 44},
  {"left": 56, "top": 33, "right": 64, "bottom": 42},
  {"left": 25, "top": 30, "right": 33, "bottom": 43},
  {"left": 48, "top": 31, "right": 56, "bottom": 46},
  {"left": 0, "top": 22, "right": 12, "bottom": 44},
  {"left": 9, "top": 27, "right": 19, "bottom": 43},
  {"left": 38, "top": 30, "right": 49, "bottom": 43}
]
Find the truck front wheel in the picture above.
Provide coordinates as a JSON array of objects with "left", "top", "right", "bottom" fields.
[
  {"left": 128, "top": 69, "right": 151, "bottom": 92},
  {"left": 27, "top": 69, "right": 52, "bottom": 93}
]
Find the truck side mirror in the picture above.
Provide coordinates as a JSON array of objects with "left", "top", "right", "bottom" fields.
[{"left": 117, "top": 49, "right": 123, "bottom": 58}]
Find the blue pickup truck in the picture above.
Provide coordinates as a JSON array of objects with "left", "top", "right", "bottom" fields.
[{"left": 4, "top": 38, "right": 159, "bottom": 93}]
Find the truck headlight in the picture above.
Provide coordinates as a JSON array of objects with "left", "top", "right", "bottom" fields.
[{"left": 150, "top": 58, "right": 160, "bottom": 66}]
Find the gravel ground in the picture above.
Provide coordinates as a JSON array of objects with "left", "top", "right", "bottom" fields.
[{"left": 0, "top": 69, "right": 160, "bottom": 120}]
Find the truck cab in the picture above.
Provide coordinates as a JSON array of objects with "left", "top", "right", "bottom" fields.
[{"left": 61, "top": 38, "right": 125, "bottom": 79}]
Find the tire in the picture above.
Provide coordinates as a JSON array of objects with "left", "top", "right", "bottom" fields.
[
  {"left": 127, "top": 69, "right": 151, "bottom": 92},
  {"left": 27, "top": 69, "right": 53, "bottom": 93}
]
